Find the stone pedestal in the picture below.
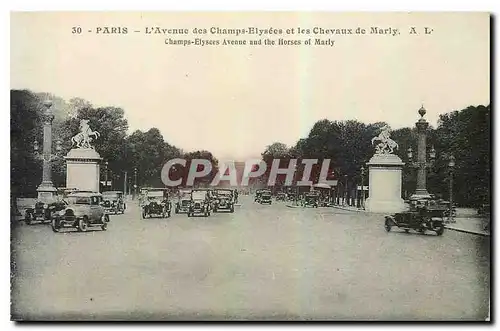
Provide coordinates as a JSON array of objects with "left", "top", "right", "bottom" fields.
[
  {"left": 64, "top": 148, "right": 102, "bottom": 192},
  {"left": 364, "top": 154, "right": 405, "bottom": 213}
]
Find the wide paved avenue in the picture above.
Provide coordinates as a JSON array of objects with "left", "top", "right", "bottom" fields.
[{"left": 11, "top": 195, "right": 490, "bottom": 320}]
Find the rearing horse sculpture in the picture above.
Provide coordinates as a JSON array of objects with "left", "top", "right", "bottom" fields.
[
  {"left": 71, "top": 119, "right": 100, "bottom": 149},
  {"left": 371, "top": 126, "right": 398, "bottom": 154}
]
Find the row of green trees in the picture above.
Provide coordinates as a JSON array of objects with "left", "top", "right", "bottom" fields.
[
  {"left": 260, "top": 105, "right": 490, "bottom": 207},
  {"left": 11, "top": 89, "right": 490, "bottom": 207},
  {"left": 11, "top": 89, "right": 219, "bottom": 198}
]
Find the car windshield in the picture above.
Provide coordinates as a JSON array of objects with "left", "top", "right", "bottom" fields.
[
  {"left": 179, "top": 192, "right": 191, "bottom": 198},
  {"left": 103, "top": 193, "right": 119, "bottom": 199},
  {"left": 217, "top": 190, "right": 232, "bottom": 196},
  {"left": 67, "top": 196, "right": 91, "bottom": 205},
  {"left": 192, "top": 191, "right": 207, "bottom": 199},
  {"left": 147, "top": 191, "right": 165, "bottom": 198}
]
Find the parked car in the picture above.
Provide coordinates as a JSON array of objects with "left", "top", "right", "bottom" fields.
[
  {"left": 188, "top": 189, "right": 212, "bottom": 217},
  {"left": 254, "top": 189, "right": 264, "bottom": 203},
  {"left": 175, "top": 190, "right": 192, "bottom": 214},
  {"left": 276, "top": 192, "right": 287, "bottom": 201},
  {"left": 213, "top": 189, "right": 235, "bottom": 213},
  {"left": 51, "top": 192, "right": 109, "bottom": 232},
  {"left": 259, "top": 190, "right": 272, "bottom": 205},
  {"left": 302, "top": 192, "right": 319, "bottom": 208},
  {"left": 102, "top": 191, "right": 126, "bottom": 214},
  {"left": 142, "top": 188, "right": 172, "bottom": 219}
]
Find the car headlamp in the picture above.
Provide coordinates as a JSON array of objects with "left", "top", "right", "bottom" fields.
[{"left": 43, "top": 204, "right": 48, "bottom": 209}]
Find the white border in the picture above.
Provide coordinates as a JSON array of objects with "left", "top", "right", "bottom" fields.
[{"left": 3, "top": 1, "right": 497, "bottom": 330}]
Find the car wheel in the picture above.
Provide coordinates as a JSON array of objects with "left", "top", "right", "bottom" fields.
[
  {"left": 44, "top": 211, "right": 52, "bottom": 222},
  {"left": 230, "top": 207, "right": 234, "bottom": 213},
  {"left": 384, "top": 218, "right": 392, "bottom": 232},
  {"left": 168, "top": 210, "right": 171, "bottom": 218},
  {"left": 78, "top": 218, "right": 88, "bottom": 232},
  {"left": 25, "top": 212, "right": 32, "bottom": 225},
  {"left": 101, "top": 214, "right": 110, "bottom": 223},
  {"left": 434, "top": 223, "right": 445, "bottom": 236},
  {"left": 51, "top": 218, "right": 60, "bottom": 233},
  {"left": 142, "top": 209, "right": 147, "bottom": 219},
  {"left": 175, "top": 208, "right": 179, "bottom": 214},
  {"left": 101, "top": 222, "right": 108, "bottom": 231},
  {"left": 404, "top": 229, "right": 410, "bottom": 233}
]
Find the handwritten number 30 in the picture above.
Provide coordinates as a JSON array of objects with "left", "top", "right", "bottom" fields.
[{"left": 72, "top": 27, "right": 82, "bottom": 34}]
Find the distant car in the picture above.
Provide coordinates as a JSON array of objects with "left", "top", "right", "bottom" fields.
[
  {"left": 213, "top": 189, "right": 235, "bottom": 213},
  {"left": 142, "top": 188, "right": 172, "bottom": 219},
  {"left": 175, "top": 190, "right": 192, "bottom": 214},
  {"left": 102, "top": 191, "right": 126, "bottom": 214},
  {"left": 303, "top": 192, "right": 319, "bottom": 208},
  {"left": 188, "top": 189, "right": 212, "bottom": 217},
  {"left": 51, "top": 192, "right": 109, "bottom": 232},
  {"left": 276, "top": 192, "right": 287, "bottom": 201},
  {"left": 259, "top": 190, "right": 272, "bottom": 205}
]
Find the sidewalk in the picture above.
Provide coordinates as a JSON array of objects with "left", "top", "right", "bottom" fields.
[
  {"left": 445, "top": 217, "right": 490, "bottom": 236},
  {"left": 332, "top": 205, "right": 490, "bottom": 236}
]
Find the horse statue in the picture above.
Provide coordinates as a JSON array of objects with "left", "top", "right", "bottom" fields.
[
  {"left": 371, "top": 125, "right": 398, "bottom": 154},
  {"left": 71, "top": 119, "right": 100, "bottom": 149}
]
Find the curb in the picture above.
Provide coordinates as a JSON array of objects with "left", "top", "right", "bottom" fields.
[
  {"left": 332, "top": 206, "right": 367, "bottom": 213},
  {"left": 445, "top": 226, "right": 490, "bottom": 237}
]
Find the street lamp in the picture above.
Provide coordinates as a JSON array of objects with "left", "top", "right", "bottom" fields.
[
  {"left": 407, "top": 105, "right": 435, "bottom": 200},
  {"left": 360, "top": 166, "right": 366, "bottom": 209},
  {"left": 448, "top": 155, "right": 456, "bottom": 223},
  {"left": 34, "top": 99, "right": 63, "bottom": 200},
  {"left": 343, "top": 175, "right": 348, "bottom": 206},
  {"left": 104, "top": 161, "right": 109, "bottom": 192},
  {"left": 134, "top": 167, "right": 138, "bottom": 199}
]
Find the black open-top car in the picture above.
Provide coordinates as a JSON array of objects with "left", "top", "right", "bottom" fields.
[
  {"left": 384, "top": 201, "right": 446, "bottom": 236},
  {"left": 276, "top": 192, "right": 287, "bottom": 201},
  {"left": 303, "top": 192, "right": 319, "bottom": 208},
  {"left": 25, "top": 196, "right": 68, "bottom": 225},
  {"left": 175, "top": 190, "right": 192, "bottom": 214},
  {"left": 102, "top": 191, "right": 126, "bottom": 214},
  {"left": 259, "top": 190, "right": 272, "bottom": 205},
  {"left": 213, "top": 189, "right": 235, "bottom": 213},
  {"left": 141, "top": 188, "right": 172, "bottom": 219},
  {"left": 188, "top": 189, "right": 212, "bottom": 217}
]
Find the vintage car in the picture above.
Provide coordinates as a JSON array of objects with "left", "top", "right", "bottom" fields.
[
  {"left": 175, "top": 190, "right": 192, "bottom": 214},
  {"left": 276, "top": 192, "right": 287, "bottom": 201},
  {"left": 384, "top": 202, "right": 445, "bottom": 236},
  {"left": 142, "top": 188, "right": 172, "bottom": 219},
  {"left": 51, "top": 192, "right": 109, "bottom": 232},
  {"left": 254, "top": 189, "right": 264, "bottom": 203},
  {"left": 303, "top": 192, "right": 319, "bottom": 208},
  {"left": 24, "top": 194, "right": 68, "bottom": 225},
  {"left": 259, "top": 190, "right": 272, "bottom": 205},
  {"left": 188, "top": 189, "right": 212, "bottom": 217},
  {"left": 102, "top": 191, "right": 126, "bottom": 214},
  {"left": 213, "top": 189, "right": 235, "bottom": 213}
]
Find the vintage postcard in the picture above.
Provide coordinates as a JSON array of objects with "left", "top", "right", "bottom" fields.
[{"left": 10, "top": 12, "right": 490, "bottom": 321}]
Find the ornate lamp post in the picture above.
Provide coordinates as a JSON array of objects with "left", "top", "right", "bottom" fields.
[
  {"left": 103, "top": 161, "right": 109, "bottom": 192},
  {"left": 134, "top": 167, "right": 138, "bottom": 199},
  {"left": 34, "top": 100, "right": 63, "bottom": 200},
  {"left": 448, "top": 155, "right": 456, "bottom": 222},
  {"left": 343, "top": 174, "right": 348, "bottom": 206},
  {"left": 360, "top": 166, "right": 366, "bottom": 209},
  {"left": 407, "top": 105, "right": 435, "bottom": 200}
]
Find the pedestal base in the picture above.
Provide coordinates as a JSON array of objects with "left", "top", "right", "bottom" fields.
[
  {"left": 365, "top": 154, "right": 406, "bottom": 214},
  {"left": 36, "top": 182, "right": 58, "bottom": 201},
  {"left": 364, "top": 197, "right": 406, "bottom": 214},
  {"left": 65, "top": 148, "right": 102, "bottom": 193}
]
